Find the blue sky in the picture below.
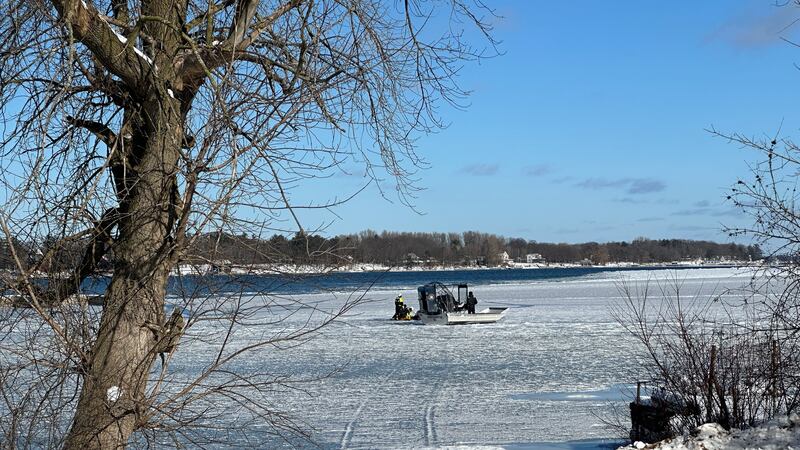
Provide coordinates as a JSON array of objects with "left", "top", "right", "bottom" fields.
[
  {"left": 5, "top": 1, "right": 795, "bottom": 245},
  {"left": 293, "top": 1, "right": 800, "bottom": 244}
]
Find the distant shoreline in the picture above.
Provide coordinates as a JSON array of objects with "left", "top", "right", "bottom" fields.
[
  {"left": 171, "top": 260, "right": 759, "bottom": 276},
  {"left": 13, "top": 261, "right": 758, "bottom": 280}
]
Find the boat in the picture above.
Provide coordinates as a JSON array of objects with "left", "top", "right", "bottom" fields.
[{"left": 414, "top": 282, "right": 508, "bottom": 325}]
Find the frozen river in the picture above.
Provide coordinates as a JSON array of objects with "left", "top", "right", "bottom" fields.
[{"left": 165, "top": 267, "right": 757, "bottom": 449}]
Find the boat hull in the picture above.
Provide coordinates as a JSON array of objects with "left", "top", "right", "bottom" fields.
[{"left": 418, "top": 307, "right": 507, "bottom": 325}]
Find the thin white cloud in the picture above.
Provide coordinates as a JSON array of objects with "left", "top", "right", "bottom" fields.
[
  {"left": 628, "top": 179, "right": 666, "bottom": 194},
  {"left": 552, "top": 176, "right": 574, "bottom": 184},
  {"left": 460, "top": 164, "right": 499, "bottom": 176},
  {"left": 614, "top": 197, "right": 648, "bottom": 204},
  {"left": 523, "top": 164, "right": 552, "bottom": 177},
  {"left": 708, "top": 6, "right": 800, "bottom": 48},
  {"left": 574, "top": 177, "right": 666, "bottom": 195}
]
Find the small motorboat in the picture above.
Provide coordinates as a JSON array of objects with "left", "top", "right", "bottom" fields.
[{"left": 414, "top": 282, "right": 508, "bottom": 325}]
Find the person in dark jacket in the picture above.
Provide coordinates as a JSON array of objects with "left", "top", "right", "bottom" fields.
[{"left": 466, "top": 291, "right": 478, "bottom": 314}]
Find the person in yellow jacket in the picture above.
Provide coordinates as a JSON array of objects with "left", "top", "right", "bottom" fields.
[{"left": 393, "top": 295, "right": 405, "bottom": 320}]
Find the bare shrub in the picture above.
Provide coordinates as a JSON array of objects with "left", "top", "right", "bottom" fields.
[{"left": 613, "top": 275, "right": 800, "bottom": 437}]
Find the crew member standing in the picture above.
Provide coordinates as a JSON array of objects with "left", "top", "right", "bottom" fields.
[
  {"left": 393, "top": 295, "right": 405, "bottom": 319},
  {"left": 466, "top": 291, "right": 478, "bottom": 314}
]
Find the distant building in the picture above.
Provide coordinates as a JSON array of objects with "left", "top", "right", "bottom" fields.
[
  {"left": 404, "top": 253, "right": 421, "bottom": 266},
  {"left": 526, "top": 253, "right": 544, "bottom": 263},
  {"left": 466, "top": 256, "right": 487, "bottom": 266},
  {"left": 211, "top": 259, "right": 233, "bottom": 274},
  {"left": 498, "top": 251, "right": 511, "bottom": 263}
]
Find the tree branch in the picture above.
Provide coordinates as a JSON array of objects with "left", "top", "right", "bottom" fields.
[
  {"left": 38, "top": 207, "right": 118, "bottom": 308},
  {"left": 66, "top": 116, "right": 118, "bottom": 147},
  {"left": 178, "top": 0, "right": 302, "bottom": 85},
  {"left": 227, "top": 0, "right": 259, "bottom": 47},
  {"left": 48, "top": 0, "right": 147, "bottom": 91}
]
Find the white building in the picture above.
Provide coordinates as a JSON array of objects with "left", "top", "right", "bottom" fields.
[
  {"left": 526, "top": 253, "right": 544, "bottom": 263},
  {"left": 498, "top": 251, "right": 511, "bottom": 263}
]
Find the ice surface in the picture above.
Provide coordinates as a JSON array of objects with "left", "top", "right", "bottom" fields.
[
  {"left": 167, "top": 267, "right": 756, "bottom": 448},
  {"left": 1, "top": 268, "right": 757, "bottom": 447}
]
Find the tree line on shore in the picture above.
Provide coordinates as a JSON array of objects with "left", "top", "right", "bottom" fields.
[{"left": 1, "top": 230, "right": 762, "bottom": 273}]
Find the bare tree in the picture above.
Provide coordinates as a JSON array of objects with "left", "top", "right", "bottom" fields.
[
  {"left": 712, "top": 126, "right": 800, "bottom": 331},
  {"left": 611, "top": 125, "right": 800, "bottom": 440},
  {"left": 0, "top": 0, "right": 494, "bottom": 447}
]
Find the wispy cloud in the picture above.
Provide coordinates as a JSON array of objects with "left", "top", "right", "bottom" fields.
[
  {"left": 629, "top": 179, "right": 666, "bottom": 194},
  {"left": 615, "top": 197, "right": 679, "bottom": 205},
  {"left": 594, "top": 225, "right": 617, "bottom": 232},
  {"left": 669, "top": 224, "right": 717, "bottom": 232},
  {"left": 637, "top": 217, "right": 663, "bottom": 222},
  {"left": 614, "top": 197, "right": 649, "bottom": 204},
  {"left": 575, "top": 178, "right": 629, "bottom": 190},
  {"left": 459, "top": 164, "right": 499, "bottom": 176},
  {"left": 552, "top": 176, "right": 574, "bottom": 184},
  {"left": 574, "top": 177, "right": 666, "bottom": 195},
  {"left": 671, "top": 203, "right": 742, "bottom": 218},
  {"left": 669, "top": 200, "right": 723, "bottom": 216},
  {"left": 672, "top": 208, "right": 711, "bottom": 217},
  {"left": 522, "top": 164, "right": 552, "bottom": 177},
  {"left": 712, "top": 208, "right": 743, "bottom": 218},
  {"left": 708, "top": 6, "right": 800, "bottom": 49}
]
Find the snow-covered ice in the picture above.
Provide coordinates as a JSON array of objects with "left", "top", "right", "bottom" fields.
[{"left": 168, "top": 267, "right": 757, "bottom": 448}]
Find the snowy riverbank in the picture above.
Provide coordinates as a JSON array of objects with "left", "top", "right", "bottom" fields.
[
  {"left": 172, "top": 260, "right": 755, "bottom": 276},
  {"left": 619, "top": 415, "right": 800, "bottom": 450}
]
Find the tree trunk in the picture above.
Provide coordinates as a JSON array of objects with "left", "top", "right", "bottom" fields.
[{"left": 64, "top": 96, "right": 183, "bottom": 449}]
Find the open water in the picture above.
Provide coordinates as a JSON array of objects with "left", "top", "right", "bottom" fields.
[{"left": 78, "top": 264, "right": 744, "bottom": 296}]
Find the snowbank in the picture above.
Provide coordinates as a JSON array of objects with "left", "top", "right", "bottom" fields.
[{"left": 619, "top": 415, "right": 800, "bottom": 450}]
